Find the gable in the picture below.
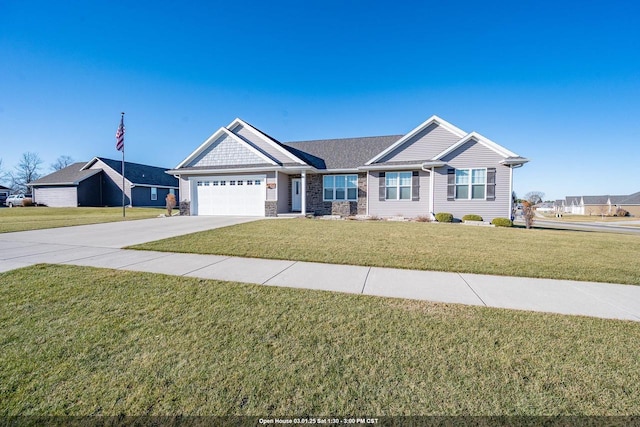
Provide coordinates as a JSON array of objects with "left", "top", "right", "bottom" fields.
[
  {"left": 229, "top": 121, "right": 304, "bottom": 165},
  {"left": 441, "top": 137, "right": 504, "bottom": 166},
  {"left": 377, "top": 122, "right": 462, "bottom": 163},
  {"left": 187, "top": 133, "right": 271, "bottom": 168}
]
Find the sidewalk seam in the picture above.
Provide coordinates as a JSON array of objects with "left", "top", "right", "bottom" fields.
[
  {"left": 181, "top": 255, "right": 232, "bottom": 276},
  {"left": 361, "top": 267, "right": 372, "bottom": 294},
  {"left": 261, "top": 261, "right": 298, "bottom": 285},
  {"left": 458, "top": 273, "right": 487, "bottom": 306}
]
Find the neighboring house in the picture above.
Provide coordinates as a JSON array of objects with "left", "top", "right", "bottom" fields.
[
  {"left": 561, "top": 193, "right": 639, "bottom": 216},
  {"left": 618, "top": 192, "right": 640, "bottom": 217},
  {"left": 0, "top": 185, "right": 10, "bottom": 204},
  {"left": 535, "top": 202, "right": 555, "bottom": 213},
  {"left": 30, "top": 157, "right": 178, "bottom": 207},
  {"left": 168, "top": 115, "right": 528, "bottom": 221}
]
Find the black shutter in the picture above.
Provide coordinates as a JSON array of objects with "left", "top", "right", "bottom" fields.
[
  {"left": 447, "top": 169, "right": 455, "bottom": 201},
  {"left": 378, "top": 172, "right": 386, "bottom": 201},
  {"left": 412, "top": 170, "right": 420, "bottom": 201},
  {"left": 486, "top": 168, "right": 496, "bottom": 201}
]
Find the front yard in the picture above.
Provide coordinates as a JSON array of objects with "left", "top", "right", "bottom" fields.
[
  {"left": 2, "top": 264, "right": 640, "bottom": 416},
  {"left": 0, "top": 207, "right": 164, "bottom": 233},
  {"left": 131, "top": 218, "right": 640, "bottom": 285}
]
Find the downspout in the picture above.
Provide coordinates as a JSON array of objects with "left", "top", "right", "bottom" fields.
[{"left": 429, "top": 168, "right": 435, "bottom": 220}]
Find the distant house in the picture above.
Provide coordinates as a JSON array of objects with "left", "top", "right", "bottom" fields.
[
  {"left": 0, "top": 184, "right": 10, "bottom": 204},
  {"left": 560, "top": 193, "right": 639, "bottom": 216},
  {"left": 30, "top": 157, "right": 178, "bottom": 207},
  {"left": 168, "top": 115, "right": 528, "bottom": 221}
]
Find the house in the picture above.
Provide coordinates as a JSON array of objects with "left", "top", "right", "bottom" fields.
[
  {"left": 30, "top": 157, "right": 179, "bottom": 207},
  {"left": 561, "top": 193, "right": 639, "bottom": 216},
  {"left": 0, "top": 184, "right": 10, "bottom": 203},
  {"left": 168, "top": 115, "right": 529, "bottom": 221}
]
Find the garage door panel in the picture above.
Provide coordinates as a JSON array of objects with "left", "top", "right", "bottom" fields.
[{"left": 194, "top": 176, "right": 265, "bottom": 216}]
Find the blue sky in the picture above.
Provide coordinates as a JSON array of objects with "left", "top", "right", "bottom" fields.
[{"left": 1, "top": 0, "right": 639, "bottom": 200}]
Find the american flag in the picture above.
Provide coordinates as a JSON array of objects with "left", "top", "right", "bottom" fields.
[{"left": 115, "top": 114, "right": 125, "bottom": 152}]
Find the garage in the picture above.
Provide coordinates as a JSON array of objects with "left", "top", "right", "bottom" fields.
[{"left": 193, "top": 175, "right": 266, "bottom": 216}]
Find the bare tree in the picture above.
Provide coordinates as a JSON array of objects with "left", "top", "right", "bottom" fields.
[
  {"left": 522, "top": 200, "right": 536, "bottom": 229},
  {"left": 525, "top": 191, "right": 545, "bottom": 205},
  {"left": 13, "top": 152, "right": 43, "bottom": 193},
  {"left": 51, "top": 155, "right": 74, "bottom": 171}
]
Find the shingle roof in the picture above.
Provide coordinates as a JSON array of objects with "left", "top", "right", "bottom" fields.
[
  {"left": 620, "top": 191, "right": 640, "bottom": 205},
  {"left": 30, "top": 163, "right": 101, "bottom": 186},
  {"left": 582, "top": 195, "right": 611, "bottom": 205},
  {"left": 97, "top": 158, "right": 177, "bottom": 187},
  {"left": 283, "top": 135, "right": 403, "bottom": 169}
]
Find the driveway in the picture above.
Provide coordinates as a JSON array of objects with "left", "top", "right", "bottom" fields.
[{"left": 0, "top": 215, "right": 260, "bottom": 248}]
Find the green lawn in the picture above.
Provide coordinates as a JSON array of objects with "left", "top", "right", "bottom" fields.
[
  {"left": 0, "top": 207, "right": 165, "bottom": 233},
  {"left": 131, "top": 219, "right": 640, "bottom": 285},
  {"left": 2, "top": 264, "right": 640, "bottom": 416}
]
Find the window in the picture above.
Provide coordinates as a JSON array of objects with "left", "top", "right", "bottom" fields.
[
  {"left": 247, "top": 180, "right": 253, "bottom": 185},
  {"left": 230, "top": 180, "right": 236, "bottom": 185},
  {"left": 212, "top": 181, "right": 219, "bottom": 186},
  {"left": 197, "top": 181, "right": 203, "bottom": 186},
  {"left": 169, "top": 188, "right": 175, "bottom": 195},
  {"left": 323, "top": 174, "right": 358, "bottom": 201},
  {"left": 204, "top": 181, "right": 210, "bottom": 186},
  {"left": 151, "top": 187, "right": 158, "bottom": 201},
  {"left": 455, "top": 168, "right": 486, "bottom": 200},
  {"left": 220, "top": 180, "right": 226, "bottom": 186},
  {"left": 238, "top": 180, "right": 243, "bottom": 185},
  {"left": 385, "top": 172, "right": 412, "bottom": 200},
  {"left": 254, "top": 180, "right": 261, "bottom": 185}
]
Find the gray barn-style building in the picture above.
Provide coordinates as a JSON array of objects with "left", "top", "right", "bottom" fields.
[{"left": 30, "top": 157, "right": 178, "bottom": 208}]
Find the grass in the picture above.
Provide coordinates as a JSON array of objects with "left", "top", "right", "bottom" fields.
[
  {"left": 0, "top": 207, "right": 165, "bottom": 233},
  {"left": 2, "top": 264, "right": 640, "bottom": 416},
  {"left": 131, "top": 218, "right": 640, "bottom": 285}
]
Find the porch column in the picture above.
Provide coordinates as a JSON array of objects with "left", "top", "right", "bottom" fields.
[
  {"left": 429, "top": 167, "right": 435, "bottom": 220},
  {"left": 301, "top": 170, "right": 307, "bottom": 216}
]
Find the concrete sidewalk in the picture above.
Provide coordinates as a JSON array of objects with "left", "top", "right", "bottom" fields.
[{"left": 1, "top": 217, "right": 639, "bottom": 322}]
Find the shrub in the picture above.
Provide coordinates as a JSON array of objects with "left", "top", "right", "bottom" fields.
[
  {"left": 616, "top": 207, "right": 629, "bottom": 217},
  {"left": 435, "top": 212, "right": 453, "bottom": 223},
  {"left": 166, "top": 193, "right": 177, "bottom": 216},
  {"left": 491, "top": 217, "right": 513, "bottom": 227},
  {"left": 462, "top": 214, "right": 483, "bottom": 222},
  {"left": 415, "top": 215, "right": 431, "bottom": 222},
  {"left": 22, "top": 198, "right": 33, "bottom": 207}
]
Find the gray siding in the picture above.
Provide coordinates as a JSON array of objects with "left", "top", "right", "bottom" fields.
[
  {"left": 179, "top": 176, "right": 190, "bottom": 202},
  {"left": 379, "top": 123, "right": 461, "bottom": 163},
  {"left": 232, "top": 123, "right": 297, "bottom": 164},
  {"left": 34, "top": 187, "right": 77, "bottom": 207},
  {"left": 266, "top": 171, "right": 277, "bottom": 201},
  {"left": 367, "top": 171, "right": 430, "bottom": 218},
  {"left": 189, "top": 133, "right": 266, "bottom": 167},
  {"left": 433, "top": 139, "right": 511, "bottom": 221}
]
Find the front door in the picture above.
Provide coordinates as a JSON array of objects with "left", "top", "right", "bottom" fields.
[{"left": 291, "top": 178, "right": 301, "bottom": 211}]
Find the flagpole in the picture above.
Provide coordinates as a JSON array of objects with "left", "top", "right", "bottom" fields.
[{"left": 121, "top": 112, "right": 126, "bottom": 218}]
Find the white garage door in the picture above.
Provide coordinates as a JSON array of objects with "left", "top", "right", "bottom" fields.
[{"left": 194, "top": 175, "right": 266, "bottom": 216}]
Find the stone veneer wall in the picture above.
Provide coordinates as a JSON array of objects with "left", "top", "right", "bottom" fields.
[
  {"left": 302, "top": 173, "right": 367, "bottom": 216},
  {"left": 265, "top": 201, "right": 277, "bottom": 217}
]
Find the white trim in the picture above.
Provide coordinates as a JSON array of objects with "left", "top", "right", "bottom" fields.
[
  {"left": 365, "top": 115, "right": 467, "bottom": 165},
  {"left": 174, "top": 126, "right": 278, "bottom": 169},
  {"left": 429, "top": 167, "right": 435, "bottom": 219},
  {"left": 301, "top": 171, "right": 307, "bottom": 216},
  {"left": 228, "top": 118, "right": 308, "bottom": 165},
  {"left": 359, "top": 164, "right": 423, "bottom": 171},
  {"left": 454, "top": 168, "right": 488, "bottom": 200},
  {"left": 383, "top": 171, "right": 413, "bottom": 201},
  {"left": 508, "top": 166, "right": 513, "bottom": 218},
  {"left": 434, "top": 132, "right": 518, "bottom": 161},
  {"left": 322, "top": 174, "right": 358, "bottom": 202},
  {"left": 167, "top": 166, "right": 286, "bottom": 175}
]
